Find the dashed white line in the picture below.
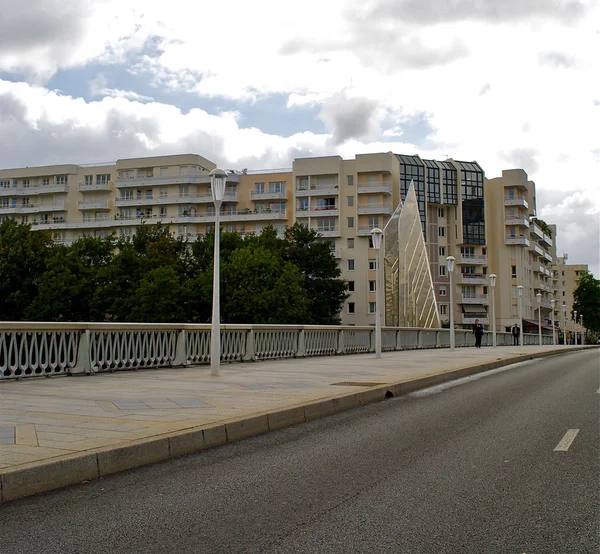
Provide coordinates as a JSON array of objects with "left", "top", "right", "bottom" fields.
[{"left": 554, "top": 429, "right": 580, "bottom": 451}]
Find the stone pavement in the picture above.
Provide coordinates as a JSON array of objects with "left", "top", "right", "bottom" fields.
[{"left": 0, "top": 344, "right": 593, "bottom": 502}]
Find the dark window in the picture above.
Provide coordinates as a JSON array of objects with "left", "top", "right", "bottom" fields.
[
  {"left": 441, "top": 162, "right": 458, "bottom": 205},
  {"left": 397, "top": 154, "right": 427, "bottom": 237},
  {"left": 424, "top": 159, "right": 441, "bottom": 203},
  {"left": 511, "top": 265, "right": 517, "bottom": 278}
]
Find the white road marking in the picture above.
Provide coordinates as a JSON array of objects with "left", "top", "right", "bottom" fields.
[
  {"left": 408, "top": 360, "right": 537, "bottom": 397},
  {"left": 554, "top": 429, "right": 580, "bottom": 451}
]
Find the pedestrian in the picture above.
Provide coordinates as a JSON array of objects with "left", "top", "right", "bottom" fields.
[
  {"left": 511, "top": 322, "right": 520, "bottom": 345},
  {"left": 473, "top": 319, "right": 484, "bottom": 348}
]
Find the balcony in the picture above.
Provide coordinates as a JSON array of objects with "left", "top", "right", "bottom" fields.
[
  {"left": 504, "top": 234, "right": 530, "bottom": 247},
  {"left": 357, "top": 181, "right": 393, "bottom": 195},
  {"left": 311, "top": 227, "right": 340, "bottom": 238},
  {"left": 298, "top": 206, "right": 339, "bottom": 217},
  {"left": 544, "top": 251, "right": 553, "bottom": 263},
  {"left": 530, "top": 243, "right": 543, "bottom": 256},
  {"left": 461, "top": 295, "right": 489, "bottom": 305},
  {"left": 79, "top": 182, "right": 111, "bottom": 192},
  {"left": 505, "top": 216, "right": 529, "bottom": 227},
  {"left": 0, "top": 184, "right": 69, "bottom": 196},
  {"left": 460, "top": 255, "right": 487, "bottom": 265},
  {"left": 114, "top": 174, "right": 221, "bottom": 187},
  {"left": 295, "top": 184, "right": 339, "bottom": 197},
  {"left": 0, "top": 202, "right": 66, "bottom": 214},
  {"left": 78, "top": 200, "right": 110, "bottom": 211},
  {"left": 115, "top": 193, "right": 237, "bottom": 207},
  {"left": 543, "top": 234, "right": 553, "bottom": 247},
  {"left": 531, "top": 223, "right": 543, "bottom": 239},
  {"left": 357, "top": 225, "right": 382, "bottom": 237},
  {"left": 460, "top": 273, "right": 488, "bottom": 285},
  {"left": 504, "top": 196, "right": 529, "bottom": 209},
  {"left": 250, "top": 190, "right": 287, "bottom": 201},
  {"left": 357, "top": 204, "right": 393, "bottom": 215},
  {"left": 503, "top": 180, "right": 527, "bottom": 189}
]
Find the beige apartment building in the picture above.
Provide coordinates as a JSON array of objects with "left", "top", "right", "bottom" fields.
[
  {"left": 486, "top": 169, "right": 558, "bottom": 334},
  {"left": 553, "top": 257, "right": 589, "bottom": 337},
  {"left": 8, "top": 152, "right": 590, "bottom": 332}
]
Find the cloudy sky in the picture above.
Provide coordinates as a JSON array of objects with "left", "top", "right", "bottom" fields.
[{"left": 0, "top": 0, "right": 598, "bottom": 275}]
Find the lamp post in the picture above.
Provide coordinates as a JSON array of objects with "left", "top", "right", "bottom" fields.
[
  {"left": 370, "top": 228, "right": 383, "bottom": 359},
  {"left": 536, "top": 292, "right": 542, "bottom": 345},
  {"left": 562, "top": 302, "right": 567, "bottom": 346},
  {"left": 574, "top": 310, "right": 578, "bottom": 345},
  {"left": 517, "top": 285, "right": 524, "bottom": 346},
  {"left": 489, "top": 274, "right": 497, "bottom": 348},
  {"left": 550, "top": 299, "right": 556, "bottom": 345},
  {"left": 209, "top": 168, "right": 227, "bottom": 376},
  {"left": 446, "top": 256, "right": 456, "bottom": 351}
]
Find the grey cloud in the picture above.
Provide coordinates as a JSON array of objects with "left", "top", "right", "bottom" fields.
[
  {"left": 499, "top": 147, "right": 539, "bottom": 174},
  {"left": 539, "top": 51, "right": 577, "bottom": 68},
  {"left": 318, "top": 91, "right": 380, "bottom": 146},
  {"left": 479, "top": 83, "right": 491, "bottom": 96},
  {"left": 363, "top": 0, "right": 587, "bottom": 25}
]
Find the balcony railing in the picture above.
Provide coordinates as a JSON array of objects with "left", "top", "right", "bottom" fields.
[
  {"left": 504, "top": 234, "right": 530, "bottom": 247},
  {"left": 250, "top": 190, "right": 287, "bottom": 201},
  {"left": 357, "top": 181, "right": 393, "bottom": 195},
  {"left": 504, "top": 196, "right": 529, "bottom": 209},
  {"left": 460, "top": 295, "right": 489, "bottom": 305},
  {"left": 460, "top": 273, "right": 488, "bottom": 285},
  {"left": 505, "top": 216, "right": 530, "bottom": 227},
  {"left": 0, "top": 184, "right": 69, "bottom": 196},
  {"left": 357, "top": 204, "right": 393, "bottom": 215},
  {"left": 460, "top": 255, "right": 487, "bottom": 265},
  {"left": 79, "top": 182, "right": 111, "bottom": 192},
  {"left": 78, "top": 200, "right": 109, "bottom": 210}
]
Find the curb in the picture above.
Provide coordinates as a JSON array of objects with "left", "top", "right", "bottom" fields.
[{"left": 0, "top": 346, "right": 595, "bottom": 503}]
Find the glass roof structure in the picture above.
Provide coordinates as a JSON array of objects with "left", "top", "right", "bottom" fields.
[{"left": 383, "top": 182, "right": 440, "bottom": 328}]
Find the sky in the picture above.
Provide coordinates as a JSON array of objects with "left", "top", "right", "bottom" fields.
[{"left": 0, "top": 0, "right": 598, "bottom": 276}]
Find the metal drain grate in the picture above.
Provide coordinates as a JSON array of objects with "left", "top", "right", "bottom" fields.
[{"left": 331, "top": 382, "right": 386, "bottom": 387}]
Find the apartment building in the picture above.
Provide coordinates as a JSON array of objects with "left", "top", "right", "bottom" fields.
[
  {"left": 2, "top": 152, "right": 490, "bottom": 327},
  {"left": 486, "top": 169, "right": 558, "bottom": 333},
  {"left": 553, "top": 257, "right": 589, "bottom": 336}
]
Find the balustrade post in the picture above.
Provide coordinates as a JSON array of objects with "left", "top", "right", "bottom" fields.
[
  {"left": 436, "top": 330, "right": 441, "bottom": 348},
  {"left": 244, "top": 329, "right": 256, "bottom": 361},
  {"left": 417, "top": 329, "right": 423, "bottom": 349},
  {"left": 72, "top": 330, "right": 91, "bottom": 374},
  {"left": 297, "top": 329, "right": 306, "bottom": 357},
  {"left": 337, "top": 329, "right": 345, "bottom": 354},
  {"left": 396, "top": 330, "right": 403, "bottom": 350},
  {"left": 173, "top": 330, "right": 188, "bottom": 367}
]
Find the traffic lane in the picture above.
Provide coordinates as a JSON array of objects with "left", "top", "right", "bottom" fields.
[
  {"left": 0, "top": 350, "right": 598, "bottom": 554},
  {"left": 262, "top": 350, "right": 600, "bottom": 553}
]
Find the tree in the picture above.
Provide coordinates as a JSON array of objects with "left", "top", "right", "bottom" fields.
[
  {"left": 282, "top": 223, "right": 349, "bottom": 324},
  {"left": 572, "top": 271, "right": 600, "bottom": 333},
  {"left": 128, "top": 267, "right": 186, "bottom": 323}
]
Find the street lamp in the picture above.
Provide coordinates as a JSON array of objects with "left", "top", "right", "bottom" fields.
[
  {"left": 536, "top": 292, "right": 542, "bottom": 345},
  {"left": 574, "top": 310, "right": 578, "bottom": 345},
  {"left": 489, "top": 274, "right": 497, "bottom": 348},
  {"left": 517, "top": 285, "right": 524, "bottom": 346},
  {"left": 550, "top": 299, "right": 556, "bottom": 345},
  {"left": 370, "top": 228, "right": 383, "bottom": 359},
  {"left": 209, "top": 168, "right": 227, "bottom": 376},
  {"left": 562, "top": 302, "right": 567, "bottom": 346},
  {"left": 446, "top": 256, "right": 456, "bottom": 351}
]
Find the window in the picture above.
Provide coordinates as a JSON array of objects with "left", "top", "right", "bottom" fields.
[
  {"left": 347, "top": 175, "right": 354, "bottom": 186},
  {"left": 483, "top": 286, "right": 488, "bottom": 294},
  {"left": 55, "top": 176, "right": 67, "bottom": 185},
  {"left": 347, "top": 238, "right": 354, "bottom": 249},
  {"left": 482, "top": 267, "right": 487, "bottom": 275},
  {"left": 179, "top": 185, "right": 189, "bottom": 197},
  {"left": 561, "top": 271, "right": 564, "bottom": 276},
  {"left": 226, "top": 224, "right": 236, "bottom": 233},
  {"left": 368, "top": 216, "right": 379, "bottom": 228},
  {"left": 562, "top": 291, "right": 565, "bottom": 296},
  {"left": 439, "top": 246, "right": 446, "bottom": 256},
  {"left": 160, "top": 189, "right": 168, "bottom": 198},
  {"left": 96, "top": 174, "right": 110, "bottom": 185},
  {"left": 440, "top": 304, "right": 448, "bottom": 316},
  {"left": 439, "top": 286, "right": 447, "bottom": 296},
  {"left": 348, "top": 281, "right": 355, "bottom": 292},
  {"left": 122, "top": 190, "right": 133, "bottom": 200},
  {"left": 369, "top": 280, "right": 376, "bottom": 292},
  {"left": 511, "top": 265, "right": 517, "bottom": 278},
  {"left": 146, "top": 190, "right": 153, "bottom": 199},
  {"left": 297, "top": 177, "right": 308, "bottom": 190},
  {"left": 348, "top": 259, "right": 355, "bottom": 271},
  {"left": 348, "top": 302, "right": 355, "bottom": 314},
  {"left": 482, "top": 248, "right": 487, "bottom": 255},
  {"left": 438, "top": 208, "right": 445, "bottom": 218},
  {"left": 439, "top": 227, "right": 445, "bottom": 237},
  {"left": 23, "top": 179, "right": 30, "bottom": 187},
  {"left": 159, "top": 207, "right": 167, "bottom": 217},
  {"left": 42, "top": 178, "right": 50, "bottom": 186},
  {"left": 347, "top": 217, "right": 354, "bottom": 228},
  {"left": 368, "top": 302, "right": 376, "bottom": 314},
  {"left": 270, "top": 202, "right": 285, "bottom": 212},
  {"left": 0, "top": 180, "right": 9, "bottom": 189},
  {"left": 440, "top": 266, "right": 447, "bottom": 276},
  {"left": 269, "top": 181, "right": 285, "bottom": 193},
  {"left": 84, "top": 175, "right": 93, "bottom": 186},
  {"left": 255, "top": 182, "right": 265, "bottom": 193},
  {"left": 299, "top": 198, "right": 308, "bottom": 211},
  {"left": 21, "top": 215, "right": 28, "bottom": 223},
  {"left": 347, "top": 196, "right": 354, "bottom": 206},
  {"left": 160, "top": 167, "right": 168, "bottom": 177},
  {"left": 368, "top": 259, "right": 377, "bottom": 270}
]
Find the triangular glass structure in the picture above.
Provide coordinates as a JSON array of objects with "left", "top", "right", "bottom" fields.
[{"left": 383, "top": 182, "right": 440, "bottom": 328}]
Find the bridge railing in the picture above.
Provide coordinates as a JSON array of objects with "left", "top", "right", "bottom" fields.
[{"left": 0, "top": 323, "right": 557, "bottom": 380}]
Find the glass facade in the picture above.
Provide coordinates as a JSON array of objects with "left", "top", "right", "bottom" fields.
[
  {"left": 457, "top": 161, "right": 485, "bottom": 245},
  {"left": 383, "top": 183, "right": 440, "bottom": 328},
  {"left": 423, "top": 159, "right": 440, "bottom": 204},
  {"left": 441, "top": 161, "right": 458, "bottom": 205},
  {"left": 396, "top": 155, "right": 426, "bottom": 236}
]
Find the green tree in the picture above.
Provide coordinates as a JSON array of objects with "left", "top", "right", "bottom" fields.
[
  {"left": 572, "top": 271, "right": 600, "bottom": 333},
  {"left": 128, "top": 266, "right": 186, "bottom": 322},
  {"left": 0, "top": 220, "right": 53, "bottom": 320},
  {"left": 282, "top": 223, "right": 349, "bottom": 324}
]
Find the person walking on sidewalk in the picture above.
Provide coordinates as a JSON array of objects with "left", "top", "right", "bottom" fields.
[
  {"left": 473, "top": 319, "right": 484, "bottom": 348},
  {"left": 511, "top": 323, "right": 520, "bottom": 346}
]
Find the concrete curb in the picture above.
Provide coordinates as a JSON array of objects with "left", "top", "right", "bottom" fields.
[{"left": 1, "top": 346, "right": 595, "bottom": 504}]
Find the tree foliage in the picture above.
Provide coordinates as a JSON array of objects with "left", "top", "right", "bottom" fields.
[
  {"left": 0, "top": 221, "right": 348, "bottom": 324},
  {"left": 572, "top": 271, "right": 600, "bottom": 333}
]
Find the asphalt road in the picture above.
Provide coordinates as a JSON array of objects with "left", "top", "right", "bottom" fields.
[{"left": 1, "top": 349, "right": 598, "bottom": 554}]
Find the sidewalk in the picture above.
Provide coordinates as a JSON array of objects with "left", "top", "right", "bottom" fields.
[{"left": 0, "top": 344, "right": 593, "bottom": 502}]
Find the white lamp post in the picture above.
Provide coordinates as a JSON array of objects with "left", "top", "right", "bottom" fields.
[
  {"left": 446, "top": 256, "right": 456, "bottom": 351},
  {"left": 574, "top": 310, "right": 578, "bottom": 344},
  {"left": 489, "top": 273, "right": 497, "bottom": 348},
  {"left": 209, "top": 168, "right": 227, "bottom": 376},
  {"left": 562, "top": 302, "right": 567, "bottom": 346},
  {"left": 370, "top": 228, "right": 383, "bottom": 359},
  {"left": 550, "top": 299, "right": 556, "bottom": 345},
  {"left": 517, "top": 285, "right": 524, "bottom": 346},
  {"left": 536, "top": 292, "right": 542, "bottom": 345}
]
